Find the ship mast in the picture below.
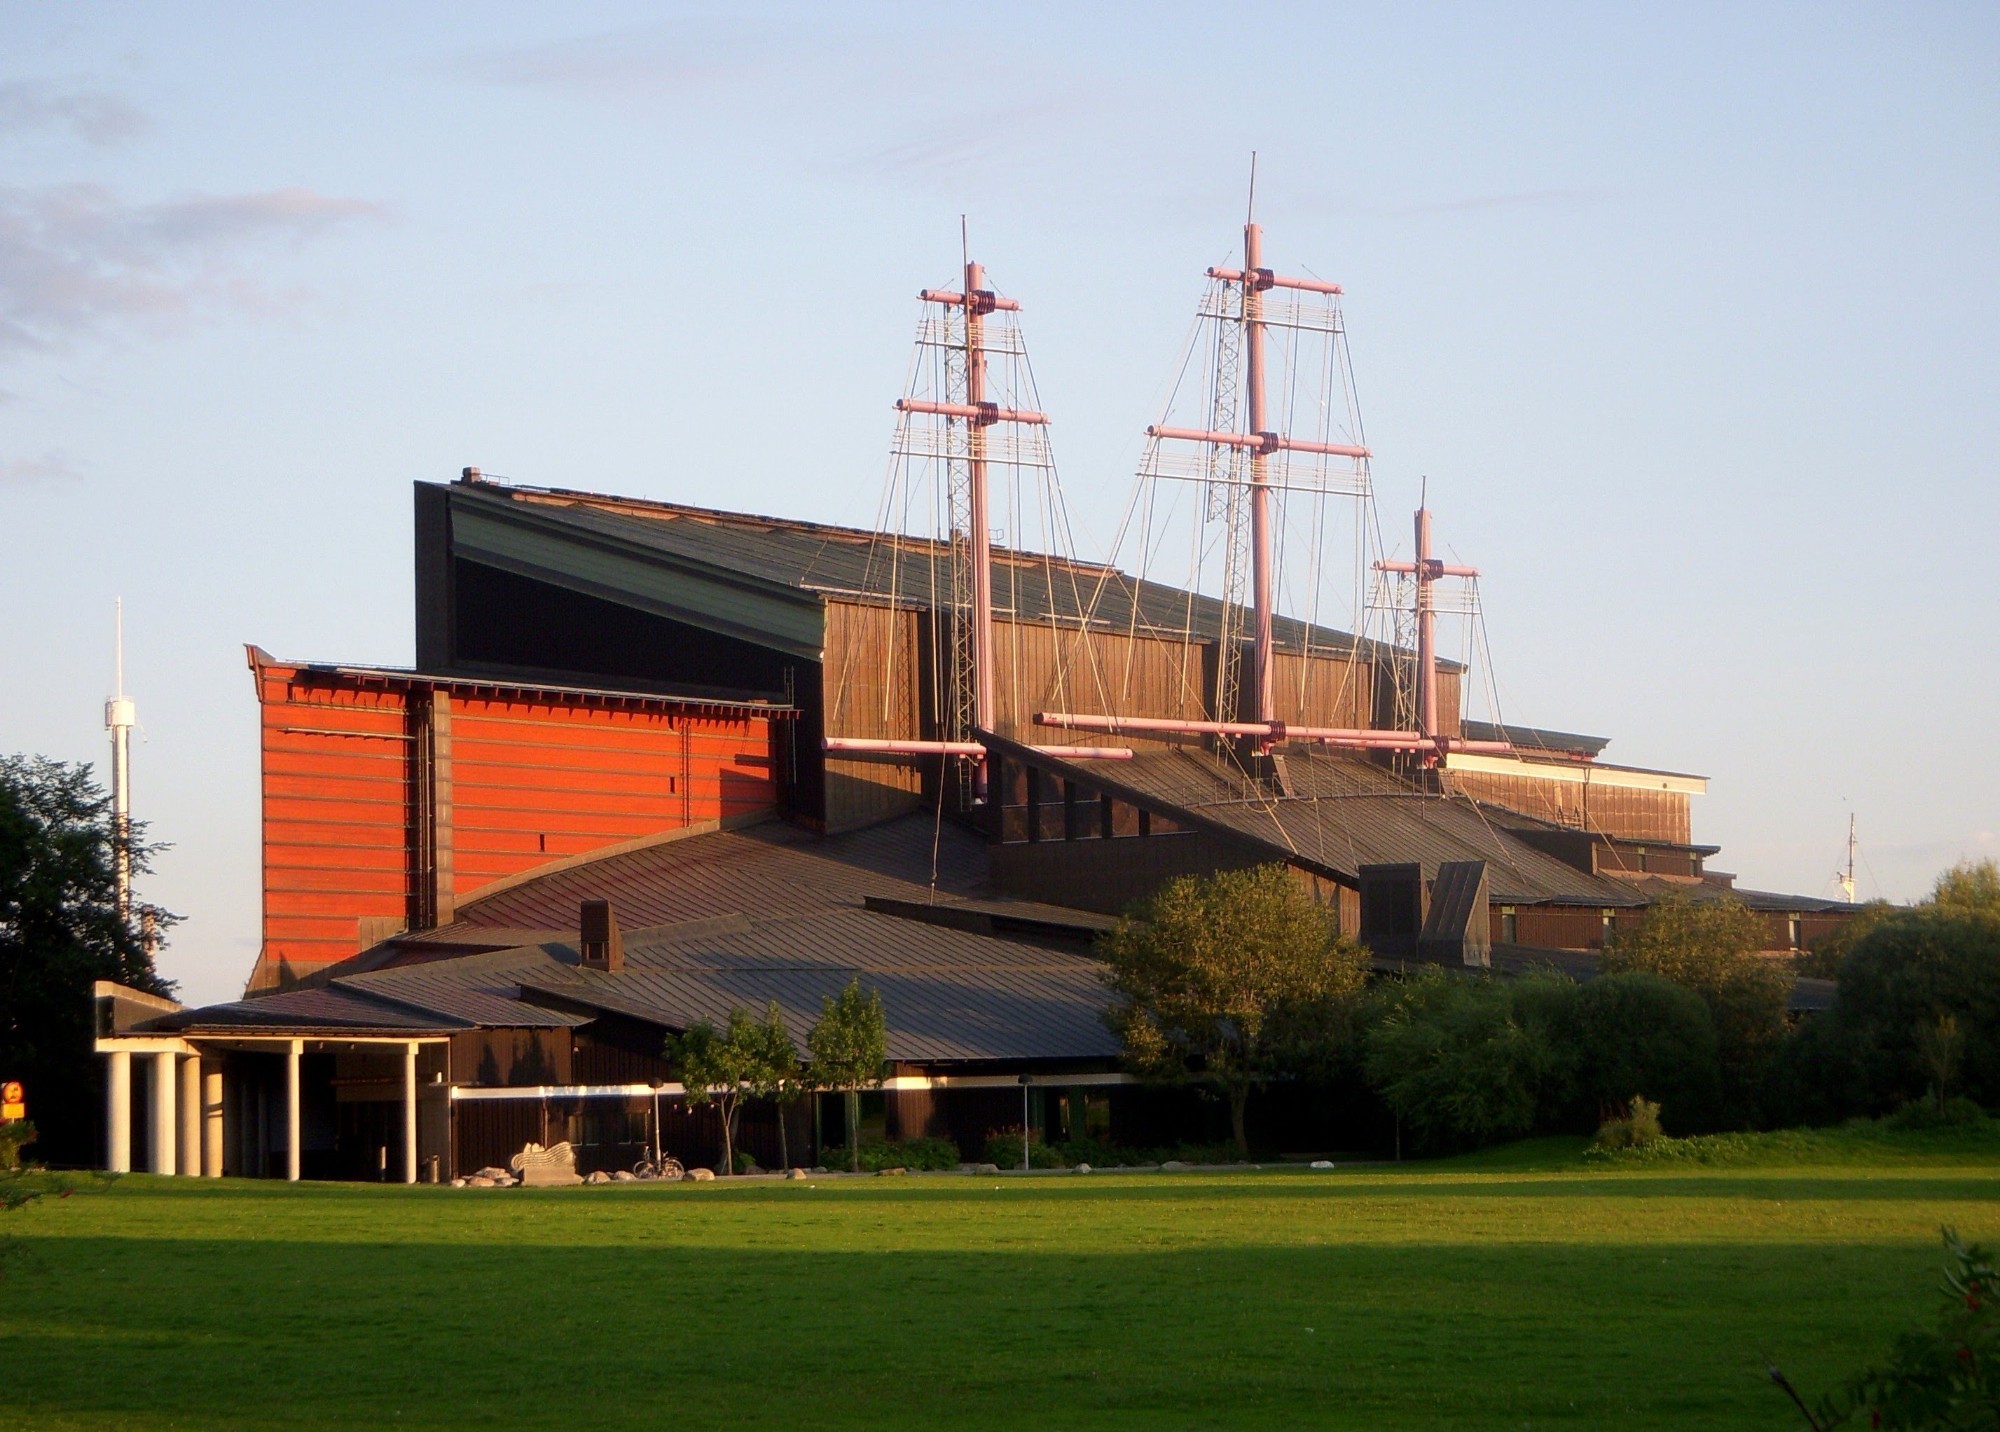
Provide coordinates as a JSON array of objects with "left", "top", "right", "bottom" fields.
[
  {"left": 823, "top": 240, "right": 1130, "bottom": 791},
  {"left": 1036, "top": 174, "right": 1512, "bottom": 762}
]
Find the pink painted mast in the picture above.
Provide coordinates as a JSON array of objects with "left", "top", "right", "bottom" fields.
[
  {"left": 1036, "top": 177, "right": 1511, "bottom": 765},
  {"left": 1374, "top": 501, "right": 1481, "bottom": 755},
  {"left": 823, "top": 253, "right": 1131, "bottom": 776}
]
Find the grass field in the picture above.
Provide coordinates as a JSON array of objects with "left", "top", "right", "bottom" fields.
[{"left": 3, "top": 1128, "right": 1996, "bottom": 1430}]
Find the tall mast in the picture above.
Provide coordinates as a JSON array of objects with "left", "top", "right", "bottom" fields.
[
  {"left": 1038, "top": 175, "right": 1515, "bottom": 761},
  {"left": 106, "top": 598, "right": 136, "bottom": 921},
  {"left": 1840, "top": 814, "right": 1857, "bottom": 903},
  {"left": 1375, "top": 497, "right": 1480, "bottom": 756},
  {"left": 963, "top": 257, "right": 997, "bottom": 741}
]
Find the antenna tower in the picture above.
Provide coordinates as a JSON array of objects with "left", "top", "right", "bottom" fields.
[{"left": 106, "top": 598, "right": 137, "bottom": 920}]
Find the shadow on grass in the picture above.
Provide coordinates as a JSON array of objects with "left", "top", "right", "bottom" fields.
[{"left": 0, "top": 1225, "right": 1963, "bottom": 1432}]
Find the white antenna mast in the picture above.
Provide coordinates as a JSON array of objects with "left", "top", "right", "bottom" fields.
[
  {"left": 1839, "top": 813, "right": 1857, "bottom": 903},
  {"left": 106, "top": 598, "right": 137, "bottom": 922}
]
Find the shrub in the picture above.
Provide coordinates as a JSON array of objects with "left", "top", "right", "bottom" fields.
[
  {"left": 732, "top": 1149, "right": 761, "bottom": 1175},
  {"left": 1772, "top": 1227, "right": 2000, "bottom": 1429},
  {"left": 1573, "top": 973, "right": 1722, "bottom": 1133},
  {"left": 1885, "top": 1096, "right": 1988, "bottom": 1132},
  {"left": 1592, "top": 1096, "right": 1665, "bottom": 1151},
  {"left": 813, "top": 1138, "right": 961, "bottom": 1173},
  {"left": 983, "top": 1129, "right": 1069, "bottom": 1170},
  {"left": 1836, "top": 905, "right": 2000, "bottom": 1112},
  {"left": 1361, "top": 970, "right": 1569, "bottom": 1152},
  {"left": 0, "top": 1123, "right": 35, "bottom": 1174}
]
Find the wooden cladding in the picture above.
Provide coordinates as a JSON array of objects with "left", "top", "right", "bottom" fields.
[
  {"left": 247, "top": 653, "right": 781, "bottom": 990},
  {"left": 1448, "top": 768, "right": 1692, "bottom": 844}
]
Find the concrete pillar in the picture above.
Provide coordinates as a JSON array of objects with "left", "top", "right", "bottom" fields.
[
  {"left": 285, "top": 1039, "right": 302, "bottom": 1182},
  {"left": 178, "top": 1054, "right": 201, "bottom": 1176},
  {"left": 150, "top": 1050, "right": 177, "bottom": 1175},
  {"left": 403, "top": 1042, "right": 419, "bottom": 1184},
  {"left": 202, "top": 1064, "right": 224, "bottom": 1177},
  {"left": 106, "top": 1050, "right": 131, "bottom": 1173}
]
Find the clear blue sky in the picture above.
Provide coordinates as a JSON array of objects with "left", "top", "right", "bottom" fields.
[{"left": 3, "top": 2, "right": 1994, "bottom": 1005}]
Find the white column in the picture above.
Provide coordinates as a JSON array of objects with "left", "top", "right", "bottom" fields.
[
  {"left": 149, "top": 1050, "right": 177, "bottom": 1175},
  {"left": 285, "top": 1039, "right": 302, "bottom": 1182},
  {"left": 178, "top": 1054, "right": 201, "bottom": 1176},
  {"left": 106, "top": 1050, "right": 131, "bottom": 1173},
  {"left": 403, "top": 1042, "right": 419, "bottom": 1184},
  {"left": 202, "top": 1064, "right": 224, "bottom": 1177}
]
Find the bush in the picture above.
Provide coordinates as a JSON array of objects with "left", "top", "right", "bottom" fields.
[
  {"left": 1573, "top": 973, "right": 1722, "bottom": 1133},
  {"left": 1592, "top": 1096, "right": 1665, "bottom": 1151},
  {"left": 813, "top": 1137, "right": 961, "bottom": 1173},
  {"left": 983, "top": 1129, "right": 1069, "bottom": 1169},
  {"left": 732, "top": 1149, "right": 761, "bottom": 1175},
  {"left": 0, "top": 1123, "right": 35, "bottom": 1174},
  {"left": 1361, "top": 970, "right": 1571, "bottom": 1152},
  {"left": 1836, "top": 905, "right": 2000, "bottom": 1112},
  {"left": 1885, "top": 1096, "right": 1988, "bottom": 1132}
]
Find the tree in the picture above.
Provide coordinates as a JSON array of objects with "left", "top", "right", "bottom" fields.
[
  {"left": 1361, "top": 969, "right": 1573, "bottom": 1151},
  {"left": 1571, "top": 972, "right": 1723, "bottom": 1133},
  {"left": 1931, "top": 859, "right": 2000, "bottom": 917},
  {"left": 0, "top": 756, "right": 174, "bottom": 1168},
  {"left": 1600, "top": 893, "right": 1789, "bottom": 1119},
  {"left": 807, "top": 979, "right": 887, "bottom": 1173},
  {"left": 748, "top": 1001, "right": 806, "bottom": 1173},
  {"left": 1797, "top": 900, "right": 1897, "bottom": 979},
  {"left": 667, "top": 1008, "right": 772, "bottom": 1175},
  {"left": 1097, "top": 865, "right": 1368, "bottom": 1158},
  {"left": 1836, "top": 905, "right": 2000, "bottom": 1112}
]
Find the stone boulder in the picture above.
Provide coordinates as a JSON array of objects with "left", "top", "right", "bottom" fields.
[
  {"left": 1160, "top": 1160, "right": 1193, "bottom": 1172},
  {"left": 584, "top": 1170, "right": 611, "bottom": 1184},
  {"left": 465, "top": 1175, "right": 495, "bottom": 1188},
  {"left": 686, "top": 1167, "right": 715, "bottom": 1182},
  {"left": 1310, "top": 1159, "right": 1335, "bottom": 1170},
  {"left": 611, "top": 1170, "right": 638, "bottom": 1182},
  {"left": 1073, "top": 1163, "right": 1092, "bottom": 1174},
  {"left": 786, "top": 1167, "right": 808, "bottom": 1180}
]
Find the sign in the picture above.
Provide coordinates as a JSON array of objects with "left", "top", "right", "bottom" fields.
[{"left": 0, "top": 1080, "right": 22, "bottom": 1123}]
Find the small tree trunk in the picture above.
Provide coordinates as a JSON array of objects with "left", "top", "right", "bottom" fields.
[
  {"left": 847, "top": 1089, "right": 861, "bottom": 1172},
  {"left": 718, "top": 1095, "right": 735, "bottom": 1175},
  {"left": 776, "top": 1096, "right": 790, "bottom": 1172},
  {"left": 1228, "top": 1085, "right": 1249, "bottom": 1160}
]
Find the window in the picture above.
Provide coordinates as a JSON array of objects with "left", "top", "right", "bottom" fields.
[
  {"left": 1788, "top": 916, "right": 1801, "bottom": 950},
  {"left": 1500, "top": 906, "right": 1518, "bottom": 944}
]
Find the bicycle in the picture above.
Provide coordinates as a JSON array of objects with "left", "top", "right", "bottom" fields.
[{"left": 631, "top": 1152, "right": 685, "bottom": 1181}]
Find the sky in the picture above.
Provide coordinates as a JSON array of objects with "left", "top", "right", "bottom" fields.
[{"left": 2, "top": 2, "right": 1995, "bottom": 1006}]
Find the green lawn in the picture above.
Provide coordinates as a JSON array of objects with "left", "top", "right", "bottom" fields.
[{"left": 3, "top": 1132, "right": 1996, "bottom": 1430}]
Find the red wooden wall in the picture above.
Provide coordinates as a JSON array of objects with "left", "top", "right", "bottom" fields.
[{"left": 246, "top": 649, "right": 782, "bottom": 992}]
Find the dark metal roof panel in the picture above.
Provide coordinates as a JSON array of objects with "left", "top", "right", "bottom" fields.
[
  {"left": 1020, "top": 744, "right": 1645, "bottom": 907},
  {"left": 449, "top": 814, "right": 990, "bottom": 933},
  {"left": 147, "top": 985, "right": 461, "bottom": 1033},
  {"left": 452, "top": 483, "right": 1438, "bottom": 665}
]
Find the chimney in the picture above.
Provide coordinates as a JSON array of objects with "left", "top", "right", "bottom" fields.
[
  {"left": 579, "top": 899, "right": 623, "bottom": 972},
  {"left": 460, "top": 466, "right": 483, "bottom": 484}
]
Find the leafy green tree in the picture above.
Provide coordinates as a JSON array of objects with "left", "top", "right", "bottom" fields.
[
  {"left": 0, "top": 756, "right": 174, "bottom": 1168},
  {"left": 806, "top": 979, "right": 887, "bottom": 1173},
  {"left": 1571, "top": 972, "right": 1723, "bottom": 1133},
  {"left": 1601, "top": 893, "right": 1789, "bottom": 1118},
  {"left": 1361, "top": 969, "right": 1572, "bottom": 1151},
  {"left": 667, "top": 1008, "right": 772, "bottom": 1175},
  {"left": 748, "top": 1001, "right": 806, "bottom": 1172},
  {"left": 1096, "top": 865, "right": 1367, "bottom": 1159},
  {"left": 1836, "top": 906, "right": 2000, "bottom": 1112},
  {"left": 1931, "top": 860, "right": 2000, "bottom": 917},
  {"left": 1798, "top": 900, "right": 1897, "bottom": 979}
]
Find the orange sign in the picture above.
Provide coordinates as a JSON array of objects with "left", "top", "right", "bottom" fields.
[{"left": 0, "top": 1080, "right": 22, "bottom": 1122}]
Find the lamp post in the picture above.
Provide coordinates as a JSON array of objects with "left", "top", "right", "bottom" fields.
[{"left": 1017, "top": 1074, "right": 1032, "bottom": 1172}]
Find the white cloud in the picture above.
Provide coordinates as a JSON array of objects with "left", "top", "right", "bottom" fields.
[{"left": 0, "top": 184, "right": 386, "bottom": 360}]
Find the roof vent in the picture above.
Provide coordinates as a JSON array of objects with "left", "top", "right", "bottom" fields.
[
  {"left": 460, "top": 466, "right": 483, "bottom": 483},
  {"left": 1358, "top": 862, "right": 1425, "bottom": 959},
  {"left": 579, "top": 899, "right": 623, "bottom": 973}
]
